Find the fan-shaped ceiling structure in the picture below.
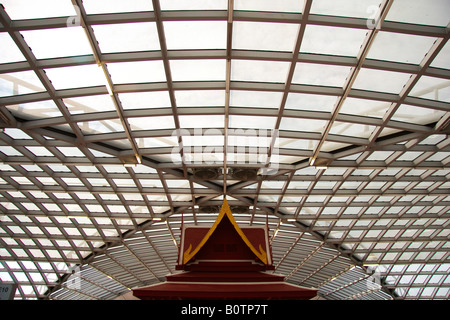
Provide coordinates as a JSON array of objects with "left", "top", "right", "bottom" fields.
[{"left": 0, "top": 0, "right": 449, "bottom": 300}]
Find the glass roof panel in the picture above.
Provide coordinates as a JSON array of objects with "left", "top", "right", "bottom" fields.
[
  {"left": 170, "top": 59, "right": 226, "bottom": 81},
  {"left": 430, "top": 42, "right": 450, "bottom": 69},
  {"left": 119, "top": 91, "right": 172, "bottom": 109},
  {"left": 160, "top": 0, "right": 227, "bottom": 10},
  {"left": 45, "top": 65, "right": 105, "bottom": 90},
  {"left": 93, "top": 23, "right": 160, "bottom": 53},
  {"left": 230, "top": 90, "right": 283, "bottom": 109},
  {"left": 175, "top": 90, "right": 225, "bottom": 107},
  {"left": 367, "top": 32, "right": 436, "bottom": 65},
  {"left": 179, "top": 115, "right": 224, "bottom": 128},
  {"left": 228, "top": 115, "right": 275, "bottom": 130},
  {"left": 410, "top": 76, "right": 450, "bottom": 102},
  {"left": 63, "top": 95, "right": 116, "bottom": 114},
  {"left": 231, "top": 60, "right": 290, "bottom": 83},
  {"left": 3, "top": 128, "right": 32, "bottom": 140},
  {"left": 392, "top": 104, "right": 445, "bottom": 125},
  {"left": 352, "top": 68, "right": 412, "bottom": 94},
  {"left": 300, "top": 25, "right": 367, "bottom": 57},
  {"left": 107, "top": 61, "right": 167, "bottom": 83},
  {"left": 1, "top": 0, "right": 77, "bottom": 20},
  {"left": 385, "top": 0, "right": 450, "bottom": 26},
  {"left": 233, "top": 21, "right": 299, "bottom": 52},
  {"left": 77, "top": 119, "right": 123, "bottom": 135},
  {"left": 279, "top": 117, "right": 326, "bottom": 133},
  {"left": 128, "top": 116, "right": 175, "bottom": 131},
  {"left": 6, "top": 100, "right": 62, "bottom": 119},
  {"left": 279, "top": 138, "right": 316, "bottom": 151},
  {"left": 21, "top": 27, "right": 92, "bottom": 60},
  {"left": 164, "top": 21, "right": 227, "bottom": 50},
  {"left": 0, "top": 71, "right": 45, "bottom": 97},
  {"left": 0, "top": 33, "right": 25, "bottom": 63},
  {"left": 330, "top": 121, "right": 375, "bottom": 139},
  {"left": 310, "top": 0, "right": 382, "bottom": 18},
  {"left": 292, "top": 63, "right": 350, "bottom": 87},
  {"left": 137, "top": 136, "right": 178, "bottom": 148},
  {"left": 234, "top": 0, "right": 303, "bottom": 13},
  {"left": 83, "top": 0, "right": 153, "bottom": 14},
  {"left": 340, "top": 97, "right": 390, "bottom": 118},
  {"left": 285, "top": 93, "right": 337, "bottom": 112}
]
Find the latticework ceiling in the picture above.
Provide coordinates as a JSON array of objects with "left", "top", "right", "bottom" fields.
[{"left": 0, "top": 0, "right": 449, "bottom": 300}]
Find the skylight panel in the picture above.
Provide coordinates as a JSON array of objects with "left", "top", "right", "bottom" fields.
[
  {"left": 0, "top": 71, "right": 45, "bottom": 97},
  {"left": 292, "top": 63, "right": 350, "bottom": 87},
  {"left": 1, "top": 0, "right": 77, "bottom": 20},
  {"left": 21, "top": 27, "right": 92, "bottom": 60},
  {"left": 410, "top": 76, "right": 450, "bottom": 102},
  {"left": 232, "top": 21, "right": 299, "bottom": 52},
  {"left": 183, "top": 134, "right": 223, "bottom": 147},
  {"left": 385, "top": 0, "right": 450, "bottom": 27},
  {"left": 278, "top": 138, "right": 316, "bottom": 151},
  {"left": 57, "top": 147, "right": 85, "bottom": 158},
  {"left": 0, "top": 32, "right": 25, "bottom": 63},
  {"left": 128, "top": 116, "right": 175, "bottom": 131},
  {"left": 45, "top": 65, "right": 105, "bottom": 90},
  {"left": 179, "top": 115, "right": 224, "bottom": 128},
  {"left": 119, "top": 91, "right": 172, "bottom": 109},
  {"left": 330, "top": 122, "right": 375, "bottom": 139},
  {"left": 77, "top": 119, "right": 124, "bottom": 135},
  {"left": 310, "top": 0, "right": 382, "bottom": 18},
  {"left": 63, "top": 95, "right": 116, "bottom": 114},
  {"left": 367, "top": 32, "right": 437, "bottom": 65},
  {"left": 234, "top": 0, "right": 303, "bottom": 13},
  {"left": 107, "top": 61, "right": 166, "bottom": 83},
  {"left": 83, "top": 0, "right": 153, "bottom": 14},
  {"left": 230, "top": 90, "right": 283, "bottom": 108},
  {"left": 170, "top": 60, "right": 226, "bottom": 81},
  {"left": 321, "top": 141, "right": 350, "bottom": 152},
  {"left": 25, "top": 146, "right": 54, "bottom": 157},
  {"left": 47, "top": 164, "right": 70, "bottom": 172},
  {"left": 164, "top": 21, "right": 227, "bottom": 50},
  {"left": 231, "top": 60, "right": 289, "bottom": 83},
  {"left": 392, "top": 104, "right": 445, "bottom": 125},
  {"left": 3, "top": 128, "right": 32, "bottom": 140},
  {"left": 285, "top": 93, "right": 337, "bottom": 112},
  {"left": 175, "top": 90, "right": 225, "bottom": 107},
  {"left": 430, "top": 42, "right": 450, "bottom": 69},
  {"left": 352, "top": 68, "right": 412, "bottom": 94},
  {"left": 137, "top": 136, "right": 178, "bottom": 148},
  {"left": 20, "top": 164, "right": 43, "bottom": 172},
  {"left": 339, "top": 97, "right": 389, "bottom": 118},
  {"left": 228, "top": 115, "right": 275, "bottom": 130},
  {"left": 93, "top": 23, "right": 160, "bottom": 53},
  {"left": 160, "top": 0, "right": 227, "bottom": 10},
  {"left": 300, "top": 25, "right": 367, "bottom": 57},
  {"left": 6, "top": 100, "right": 62, "bottom": 120},
  {"left": 279, "top": 117, "right": 326, "bottom": 133}
]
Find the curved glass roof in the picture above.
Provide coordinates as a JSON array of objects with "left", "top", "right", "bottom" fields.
[{"left": 0, "top": 0, "right": 449, "bottom": 300}]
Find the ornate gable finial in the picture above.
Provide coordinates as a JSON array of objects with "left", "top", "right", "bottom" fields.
[{"left": 182, "top": 198, "right": 268, "bottom": 265}]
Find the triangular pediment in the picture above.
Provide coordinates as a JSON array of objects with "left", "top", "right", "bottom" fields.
[{"left": 180, "top": 199, "right": 269, "bottom": 266}]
